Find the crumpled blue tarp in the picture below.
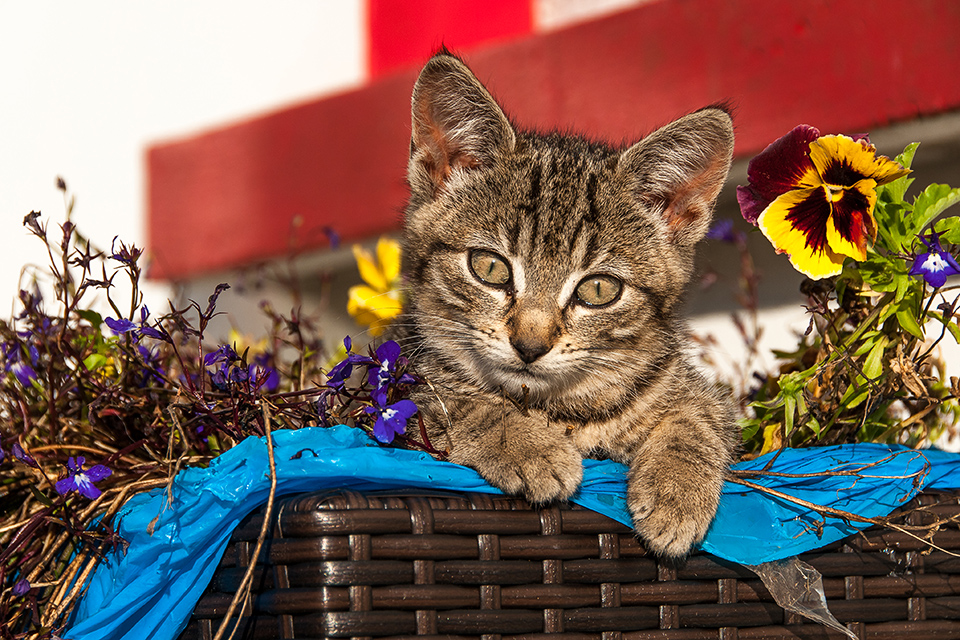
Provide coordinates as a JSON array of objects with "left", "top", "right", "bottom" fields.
[{"left": 66, "top": 424, "right": 960, "bottom": 640}]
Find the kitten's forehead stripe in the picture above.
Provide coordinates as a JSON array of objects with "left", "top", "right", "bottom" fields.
[{"left": 584, "top": 172, "right": 601, "bottom": 224}]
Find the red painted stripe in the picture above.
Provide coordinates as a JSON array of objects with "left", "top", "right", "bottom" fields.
[
  {"left": 147, "top": 73, "right": 415, "bottom": 281},
  {"left": 148, "top": 0, "right": 960, "bottom": 280},
  {"left": 368, "top": 0, "right": 533, "bottom": 78}
]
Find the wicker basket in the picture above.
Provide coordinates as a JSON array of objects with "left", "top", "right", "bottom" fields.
[{"left": 177, "top": 489, "right": 960, "bottom": 640}]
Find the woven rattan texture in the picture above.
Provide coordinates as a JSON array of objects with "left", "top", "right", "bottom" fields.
[{"left": 178, "top": 490, "right": 960, "bottom": 640}]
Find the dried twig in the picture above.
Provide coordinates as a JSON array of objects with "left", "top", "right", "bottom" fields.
[{"left": 213, "top": 402, "right": 279, "bottom": 640}]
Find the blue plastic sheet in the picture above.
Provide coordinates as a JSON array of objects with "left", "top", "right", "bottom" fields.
[{"left": 67, "top": 424, "right": 960, "bottom": 640}]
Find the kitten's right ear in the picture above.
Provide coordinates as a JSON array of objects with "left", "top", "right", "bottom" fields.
[{"left": 409, "top": 53, "right": 516, "bottom": 198}]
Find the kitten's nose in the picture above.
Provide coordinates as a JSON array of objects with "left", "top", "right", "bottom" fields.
[{"left": 510, "top": 336, "right": 551, "bottom": 364}]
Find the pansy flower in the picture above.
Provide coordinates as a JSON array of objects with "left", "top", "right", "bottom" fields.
[
  {"left": 909, "top": 230, "right": 960, "bottom": 288},
  {"left": 348, "top": 237, "right": 404, "bottom": 336},
  {"left": 363, "top": 398, "right": 418, "bottom": 443},
  {"left": 737, "top": 125, "right": 909, "bottom": 279},
  {"left": 55, "top": 456, "right": 112, "bottom": 499}
]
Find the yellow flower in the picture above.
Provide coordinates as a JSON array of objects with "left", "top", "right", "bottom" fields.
[
  {"left": 737, "top": 125, "right": 909, "bottom": 279},
  {"left": 348, "top": 237, "right": 403, "bottom": 336},
  {"left": 227, "top": 328, "right": 268, "bottom": 357}
]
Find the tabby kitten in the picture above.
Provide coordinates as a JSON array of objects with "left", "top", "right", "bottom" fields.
[{"left": 391, "top": 52, "right": 739, "bottom": 558}]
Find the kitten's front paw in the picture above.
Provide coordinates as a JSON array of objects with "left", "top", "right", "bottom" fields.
[
  {"left": 464, "top": 439, "right": 583, "bottom": 504},
  {"left": 627, "top": 463, "right": 723, "bottom": 559}
]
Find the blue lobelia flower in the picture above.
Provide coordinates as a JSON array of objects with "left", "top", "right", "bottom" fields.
[
  {"left": 109, "top": 236, "right": 143, "bottom": 266},
  {"left": 363, "top": 399, "right": 418, "bottom": 443},
  {"left": 104, "top": 317, "right": 138, "bottom": 335},
  {"left": 249, "top": 353, "right": 280, "bottom": 392},
  {"left": 2, "top": 340, "right": 39, "bottom": 387},
  {"left": 706, "top": 218, "right": 745, "bottom": 244},
  {"left": 136, "top": 345, "right": 166, "bottom": 386},
  {"left": 368, "top": 340, "right": 402, "bottom": 392},
  {"left": 55, "top": 456, "right": 112, "bottom": 500},
  {"left": 10, "top": 360, "right": 38, "bottom": 387},
  {"left": 12, "top": 579, "right": 30, "bottom": 597},
  {"left": 368, "top": 341, "right": 416, "bottom": 391},
  {"left": 909, "top": 231, "right": 960, "bottom": 288},
  {"left": 326, "top": 336, "right": 373, "bottom": 389},
  {"left": 12, "top": 442, "right": 38, "bottom": 468},
  {"left": 203, "top": 344, "right": 237, "bottom": 368}
]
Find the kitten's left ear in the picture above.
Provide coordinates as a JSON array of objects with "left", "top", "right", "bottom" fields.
[
  {"left": 409, "top": 52, "right": 516, "bottom": 198},
  {"left": 618, "top": 108, "right": 734, "bottom": 245}
]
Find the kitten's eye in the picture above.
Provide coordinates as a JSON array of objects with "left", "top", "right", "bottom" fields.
[
  {"left": 469, "top": 250, "right": 512, "bottom": 286},
  {"left": 575, "top": 275, "right": 622, "bottom": 307}
]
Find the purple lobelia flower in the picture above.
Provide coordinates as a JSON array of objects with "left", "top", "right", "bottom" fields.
[
  {"left": 105, "top": 305, "right": 168, "bottom": 342},
  {"left": 363, "top": 399, "right": 418, "bottom": 443},
  {"left": 136, "top": 344, "right": 166, "bottom": 386},
  {"left": 3, "top": 340, "right": 39, "bottom": 387},
  {"left": 12, "top": 442, "right": 38, "bottom": 468},
  {"left": 104, "top": 317, "right": 138, "bottom": 335},
  {"left": 203, "top": 344, "right": 237, "bottom": 367},
  {"left": 326, "top": 336, "right": 373, "bottom": 389},
  {"left": 909, "top": 231, "right": 960, "bottom": 289},
  {"left": 249, "top": 352, "right": 280, "bottom": 392},
  {"left": 55, "top": 456, "right": 112, "bottom": 499},
  {"left": 368, "top": 340, "right": 416, "bottom": 393},
  {"left": 12, "top": 579, "right": 30, "bottom": 597},
  {"left": 368, "top": 340, "right": 402, "bottom": 391},
  {"left": 109, "top": 236, "right": 143, "bottom": 266},
  {"left": 706, "top": 218, "right": 743, "bottom": 244}
]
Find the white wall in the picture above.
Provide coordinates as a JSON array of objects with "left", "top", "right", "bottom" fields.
[{"left": 0, "top": 1, "right": 365, "bottom": 317}]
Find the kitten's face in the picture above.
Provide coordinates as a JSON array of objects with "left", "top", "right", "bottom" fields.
[
  {"left": 400, "top": 54, "right": 733, "bottom": 405},
  {"left": 405, "top": 136, "right": 686, "bottom": 402}
]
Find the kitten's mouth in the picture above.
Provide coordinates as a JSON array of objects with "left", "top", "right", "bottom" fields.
[{"left": 495, "top": 363, "right": 561, "bottom": 397}]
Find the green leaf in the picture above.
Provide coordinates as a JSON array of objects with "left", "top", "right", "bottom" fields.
[
  {"left": 895, "top": 141, "right": 919, "bottom": 170},
  {"left": 881, "top": 142, "right": 919, "bottom": 204},
  {"left": 894, "top": 272, "right": 911, "bottom": 303},
  {"left": 739, "top": 420, "right": 761, "bottom": 442},
  {"left": 862, "top": 336, "right": 887, "bottom": 380},
  {"left": 783, "top": 395, "right": 796, "bottom": 435},
  {"left": 840, "top": 383, "right": 870, "bottom": 410},
  {"left": 76, "top": 309, "right": 103, "bottom": 328},
  {"left": 896, "top": 308, "right": 924, "bottom": 339},
  {"left": 83, "top": 353, "right": 108, "bottom": 371},
  {"left": 851, "top": 331, "right": 880, "bottom": 357},
  {"left": 949, "top": 322, "right": 960, "bottom": 345},
  {"left": 927, "top": 310, "right": 960, "bottom": 344},
  {"left": 935, "top": 217, "right": 960, "bottom": 244},
  {"left": 911, "top": 183, "right": 960, "bottom": 235},
  {"left": 30, "top": 485, "right": 55, "bottom": 507}
]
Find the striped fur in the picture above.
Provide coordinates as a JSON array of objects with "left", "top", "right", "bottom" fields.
[{"left": 389, "top": 53, "right": 739, "bottom": 558}]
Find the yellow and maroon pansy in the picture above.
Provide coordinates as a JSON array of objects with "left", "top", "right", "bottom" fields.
[{"left": 737, "top": 125, "right": 909, "bottom": 279}]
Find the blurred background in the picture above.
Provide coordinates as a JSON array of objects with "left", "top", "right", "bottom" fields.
[{"left": 3, "top": 0, "right": 960, "bottom": 381}]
